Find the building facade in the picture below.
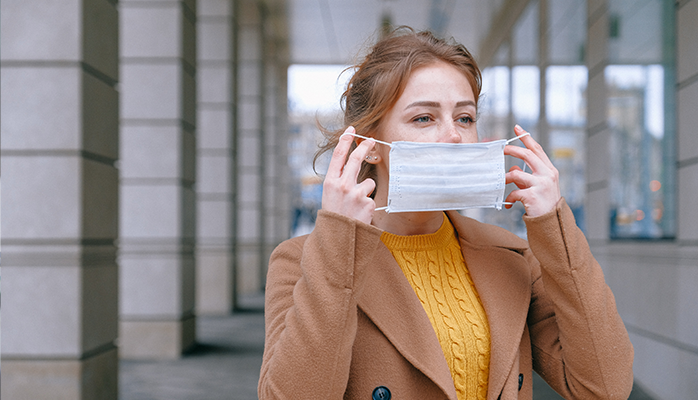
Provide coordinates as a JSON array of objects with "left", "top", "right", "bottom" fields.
[{"left": 2, "top": 0, "right": 289, "bottom": 398}]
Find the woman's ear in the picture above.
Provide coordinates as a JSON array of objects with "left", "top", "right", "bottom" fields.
[
  {"left": 354, "top": 134, "right": 382, "bottom": 164},
  {"left": 364, "top": 148, "right": 381, "bottom": 164}
]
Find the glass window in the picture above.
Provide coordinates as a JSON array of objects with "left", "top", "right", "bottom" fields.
[
  {"left": 512, "top": 65, "right": 540, "bottom": 127},
  {"left": 480, "top": 65, "right": 510, "bottom": 142},
  {"left": 287, "top": 64, "right": 351, "bottom": 236},
  {"left": 607, "top": 65, "right": 674, "bottom": 238},
  {"left": 547, "top": 66, "right": 588, "bottom": 229},
  {"left": 476, "top": 0, "right": 592, "bottom": 236},
  {"left": 606, "top": 0, "right": 675, "bottom": 239}
]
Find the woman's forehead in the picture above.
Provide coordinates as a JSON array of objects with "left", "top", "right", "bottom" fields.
[{"left": 396, "top": 63, "right": 476, "bottom": 107}]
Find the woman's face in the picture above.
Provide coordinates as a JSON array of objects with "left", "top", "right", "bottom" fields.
[{"left": 377, "top": 61, "right": 478, "bottom": 145}]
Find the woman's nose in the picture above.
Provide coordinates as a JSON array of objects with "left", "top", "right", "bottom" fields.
[{"left": 437, "top": 122, "right": 461, "bottom": 143}]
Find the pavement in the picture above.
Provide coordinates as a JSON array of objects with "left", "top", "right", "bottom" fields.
[{"left": 119, "top": 294, "right": 654, "bottom": 400}]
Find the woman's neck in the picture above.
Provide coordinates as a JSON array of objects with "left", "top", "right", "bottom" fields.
[{"left": 372, "top": 210, "right": 445, "bottom": 236}]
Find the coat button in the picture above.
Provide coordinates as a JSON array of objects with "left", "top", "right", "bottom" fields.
[
  {"left": 372, "top": 386, "right": 391, "bottom": 400},
  {"left": 518, "top": 373, "right": 524, "bottom": 390}
]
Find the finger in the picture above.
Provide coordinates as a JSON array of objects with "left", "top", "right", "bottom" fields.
[
  {"left": 341, "top": 137, "right": 375, "bottom": 183},
  {"left": 505, "top": 166, "right": 534, "bottom": 189},
  {"left": 356, "top": 177, "right": 376, "bottom": 197},
  {"left": 504, "top": 188, "right": 526, "bottom": 209},
  {"left": 514, "top": 125, "right": 556, "bottom": 170},
  {"left": 326, "top": 127, "right": 356, "bottom": 179},
  {"left": 504, "top": 145, "right": 547, "bottom": 174}
]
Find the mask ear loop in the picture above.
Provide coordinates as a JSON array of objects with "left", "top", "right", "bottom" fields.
[
  {"left": 505, "top": 132, "right": 531, "bottom": 173},
  {"left": 341, "top": 131, "right": 392, "bottom": 148}
]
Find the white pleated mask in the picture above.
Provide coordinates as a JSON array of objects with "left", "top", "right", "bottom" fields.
[{"left": 344, "top": 132, "right": 529, "bottom": 213}]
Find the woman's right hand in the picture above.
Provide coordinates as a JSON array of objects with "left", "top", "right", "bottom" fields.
[{"left": 321, "top": 127, "right": 377, "bottom": 225}]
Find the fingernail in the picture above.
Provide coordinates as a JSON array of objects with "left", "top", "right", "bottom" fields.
[{"left": 515, "top": 124, "right": 522, "bottom": 131}]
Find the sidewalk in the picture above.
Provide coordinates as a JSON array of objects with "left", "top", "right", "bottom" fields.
[
  {"left": 120, "top": 311, "right": 265, "bottom": 400},
  {"left": 119, "top": 300, "right": 653, "bottom": 400}
]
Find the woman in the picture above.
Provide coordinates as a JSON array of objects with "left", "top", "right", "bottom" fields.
[{"left": 259, "top": 28, "right": 633, "bottom": 400}]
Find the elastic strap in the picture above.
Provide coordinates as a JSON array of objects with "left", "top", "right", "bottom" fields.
[
  {"left": 340, "top": 131, "right": 392, "bottom": 147},
  {"left": 505, "top": 131, "right": 530, "bottom": 144}
]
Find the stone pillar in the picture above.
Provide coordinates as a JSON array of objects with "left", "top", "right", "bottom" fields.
[
  {"left": 1, "top": 0, "right": 120, "bottom": 398},
  {"left": 119, "top": 0, "right": 197, "bottom": 358},
  {"left": 584, "top": 0, "right": 611, "bottom": 241},
  {"left": 235, "top": 0, "right": 266, "bottom": 300},
  {"left": 195, "top": 0, "right": 237, "bottom": 314},
  {"left": 262, "top": 3, "right": 292, "bottom": 284},
  {"left": 677, "top": 0, "right": 698, "bottom": 245}
]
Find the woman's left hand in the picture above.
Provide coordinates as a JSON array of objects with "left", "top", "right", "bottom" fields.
[{"left": 503, "top": 125, "right": 561, "bottom": 218}]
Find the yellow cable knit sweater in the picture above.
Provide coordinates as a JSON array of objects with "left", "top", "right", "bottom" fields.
[{"left": 380, "top": 214, "right": 490, "bottom": 400}]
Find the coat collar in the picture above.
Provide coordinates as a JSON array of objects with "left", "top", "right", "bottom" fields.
[{"left": 358, "top": 212, "right": 531, "bottom": 400}]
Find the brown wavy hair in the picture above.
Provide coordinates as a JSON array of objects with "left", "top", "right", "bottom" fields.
[{"left": 314, "top": 27, "right": 482, "bottom": 185}]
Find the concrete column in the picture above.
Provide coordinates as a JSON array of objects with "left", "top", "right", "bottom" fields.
[
  {"left": 677, "top": 0, "right": 698, "bottom": 245},
  {"left": 196, "top": 0, "right": 236, "bottom": 315},
  {"left": 236, "top": 0, "right": 265, "bottom": 300},
  {"left": 584, "top": 0, "right": 611, "bottom": 241},
  {"left": 262, "top": 4, "right": 292, "bottom": 284},
  {"left": 119, "top": 0, "right": 197, "bottom": 358},
  {"left": 1, "top": 0, "right": 120, "bottom": 398}
]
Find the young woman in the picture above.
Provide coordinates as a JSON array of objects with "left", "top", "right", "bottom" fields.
[{"left": 258, "top": 28, "right": 633, "bottom": 400}]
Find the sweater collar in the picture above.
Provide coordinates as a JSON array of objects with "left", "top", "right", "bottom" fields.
[{"left": 379, "top": 213, "right": 455, "bottom": 251}]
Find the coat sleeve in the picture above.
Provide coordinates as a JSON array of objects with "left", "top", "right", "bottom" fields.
[
  {"left": 258, "top": 210, "right": 383, "bottom": 399},
  {"left": 523, "top": 198, "right": 634, "bottom": 400}
]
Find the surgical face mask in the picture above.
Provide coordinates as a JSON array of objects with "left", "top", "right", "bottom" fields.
[{"left": 344, "top": 132, "right": 529, "bottom": 213}]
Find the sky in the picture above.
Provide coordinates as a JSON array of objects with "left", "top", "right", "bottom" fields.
[{"left": 287, "top": 64, "right": 352, "bottom": 114}]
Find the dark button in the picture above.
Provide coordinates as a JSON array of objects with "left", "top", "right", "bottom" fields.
[
  {"left": 372, "top": 386, "right": 391, "bottom": 400},
  {"left": 518, "top": 373, "right": 524, "bottom": 390}
]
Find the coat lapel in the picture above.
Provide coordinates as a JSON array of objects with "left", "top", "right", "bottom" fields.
[
  {"left": 447, "top": 211, "right": 532, "bottom": 399},
  {"left": 357, "top": 243, "right": 459, "bottom": 400}
]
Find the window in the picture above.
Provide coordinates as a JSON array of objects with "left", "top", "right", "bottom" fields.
[{"left": 606, "top": 0, "right": 675, "bottom": 239}]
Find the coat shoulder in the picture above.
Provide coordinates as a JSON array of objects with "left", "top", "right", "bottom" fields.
[{"left": 273, "top": 234, "right": 308, "bottom": 255}]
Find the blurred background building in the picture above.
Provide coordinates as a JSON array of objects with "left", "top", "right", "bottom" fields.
[{"left": 1, "top": 0, "right": 696, "bottom": 399}]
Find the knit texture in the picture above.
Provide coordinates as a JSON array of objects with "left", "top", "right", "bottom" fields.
[{"left": 380, "top": 215, "right": 490, "bottom": 400}]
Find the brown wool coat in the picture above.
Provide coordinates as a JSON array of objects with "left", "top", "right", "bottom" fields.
[{"left": 258, "top": 199, "right": 634, "bottom": 399}]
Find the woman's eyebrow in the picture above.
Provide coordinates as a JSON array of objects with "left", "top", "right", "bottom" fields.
[
  {"left": 405, "top": 100, "right": 440, "bottom": 109},
  {"left": 404, "top": 100, "right": 476, "bottom": 110},
  {"left": 455, "top": 100, "right": 476, "bottom": 108}
]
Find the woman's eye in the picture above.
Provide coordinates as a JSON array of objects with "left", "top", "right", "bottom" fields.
[
  {"left": 458, "top": 116, "right": 474, "bottom": 124},
  {"left": 413, "top": 115, "right": 431, "bottom": 123}
]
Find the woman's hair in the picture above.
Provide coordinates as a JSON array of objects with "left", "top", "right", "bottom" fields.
[{"left": 314, "top": 27, "right": 482, "bottom": 184}]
